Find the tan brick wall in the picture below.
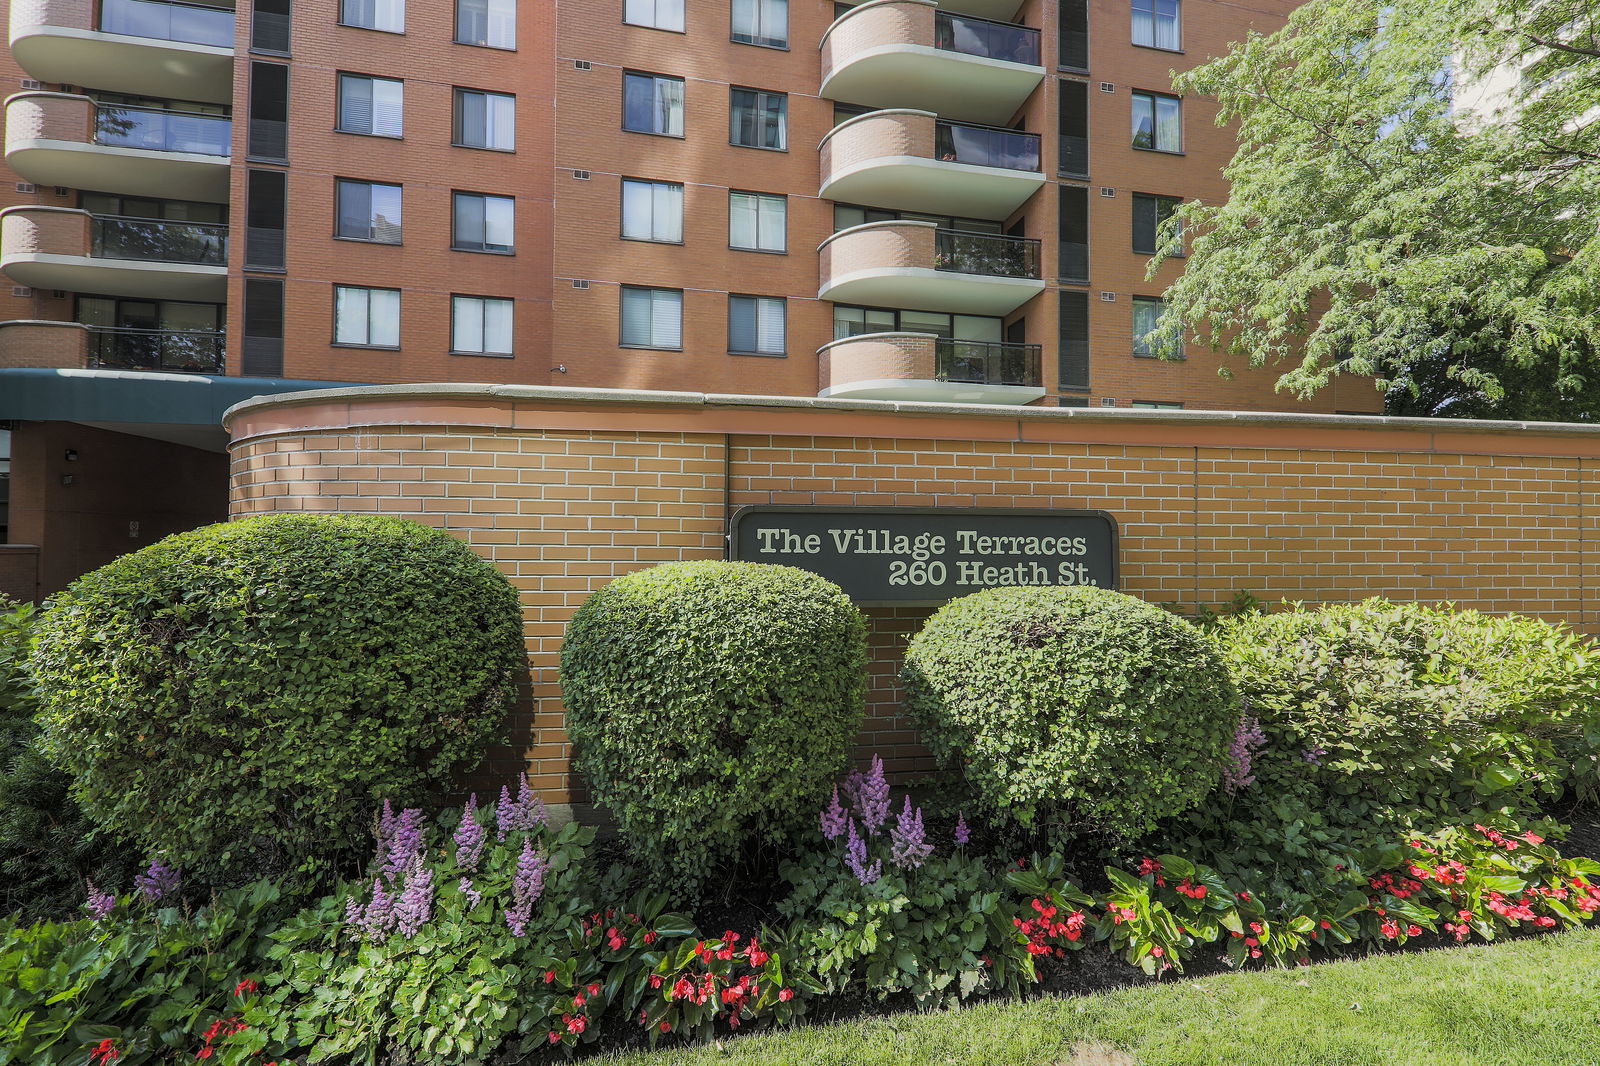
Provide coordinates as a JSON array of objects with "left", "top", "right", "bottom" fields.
[
  {"left": 3, "top": 91, "right": 93, "bottom": 147},
  {"left": 0, "top": 204, "right": 89, "bottom": 256},
  {"left": 819, "top": 110, "right": 939, "bottom": 187},
  {"left": 10, "top": 0, "right": 94, "bottom": 34},
  {"left": 0, "top": 320, "right": 87, "bottom": 367},
  {"left": 226, "top": 388, "right": 1600, "bottom": 804},
  {"left": 0, "top": 545, "right": 40, "bottom": 603},
  {"left": 820, "top": 332, "right": 938, "bottom": 390},
  {"left": 821, "top": 2, "right": 939, "bottom": 85},
  {"left": 819, "top": 219, "right": 937, "bottom": 280}
]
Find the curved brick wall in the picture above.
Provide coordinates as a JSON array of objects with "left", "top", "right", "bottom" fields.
[
  {"left": 0, "top": 205, "right": 89, "bottom": 257},
  {"left": 10, "top": 0, "right": 93, "bottom": 35},
  {"left": 819, "top": 220, "right": 935, "bottom": 282},
  {"left": 820, "top": 109, "right": 935, "bottom": 177},
  {"left": 4, "top": 92, "right": 94, "bottom": 148},
  {"left": 821, "top": 0, "right": 937, "bottom": 82},
  {"left": 819, "top": 333, "right": 938, "bottom": 391}
]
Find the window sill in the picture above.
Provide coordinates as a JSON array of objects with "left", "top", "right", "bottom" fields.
[
  {"left": 623, "top": 20, "right": 686, "bottom": 33},
  {"left": 729, "top": 245, "right": 787, "bottom": 255},
  {"left": 623, "top": 128, "right": 687, "bottom": 140},
  {"left": 1058, "top": 277, "right": 1090, "bottom": 286},
  {"left": 1058, "top": 65, "right": 1090, "bottom": 75},
  {"left": 452, "top": 245, "right": 516, "bottom": 255},
  {"left": 335, "top": 129, "right": 404, "bottom": 140},
  {"left": 332, "top": 342, "right": 401, "bottom": 351},
  {"left": 1131, "top": 146, "right": 1185, "bottom": 156},
  {"left": 621, "top": 235, "right": 685, "bottom": 246},
  {"left": 1131, "top": 43, "right": 1183, "bottom": 55},
  {"left": 450, "top": 349, "right": 515, "bottom": 358},
  {"left": 1132, "top": 351, "right": 1186, "bottom": 361},
  {"left": 334, "top": 235, "right": 403, "bottom": 246},
  {"left": 730, "top": 350, "right": 786, "bottom": 358},
  {"left": 1059, "top": 171, "right": 1091, "bottom": 181},
  {"left": 730, "top": 143, "right": 789, "bottom": 153},
  {"left": 337, "top": 22, "right": 404, "bottom": 34},
  {"left": 454, "top": 40, "right": 516, "bottom": 50},
  {"left": 731, "top": 38, "right": 789, "bottom": 51},
  {"left": 452, "top": 142, "right": 516, "bottom": 153},
  {"left": 620, "top": 343, "right": 683, "bottom": 352}
]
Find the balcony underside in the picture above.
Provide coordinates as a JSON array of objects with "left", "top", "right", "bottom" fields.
[
  {"left": 1, "top": 252, "right": 226, "bottom": 300},
  {"left": 7, "top": 140, "right": 229, "bottom": 201},
  {"left": 819, "top": 266, "right": 1044, "bottom": 315},
  {"left": 820, "top": 157, "right": 1043, "bottom": 221},
  {"left": 12, "top": 29, "right": 232, "bottom": 103},
  {"left": 821, "top": 378, "right": 1045, "bottom": 404},
  {"left": 822, "top": 47, "right": 1042, "bottom": 127}
]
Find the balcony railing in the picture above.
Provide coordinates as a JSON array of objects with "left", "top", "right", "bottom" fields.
[
  {"left": 935, "top": 338, "right": 1042, "bottom": 387},
  {"left": 99, "top": 0, "right": 235, "bottom": 48},
  {"left": 934, "top": 12, "right": 1039, "bottom": 65},
  {"left": 934, "top": 119, "right": 1040, "bottom": 171},
  {"left": 91, "top": 215, "right": 227, "bottom": 264},
  {"left": 88, "top": 325, "right": 224, "bottom": 373},
  {"left": 95, "top": 103, "right": 231, "bottom": 156},
  {"left": 934, "top": 229, "right": 1040, "bottom": 279}
]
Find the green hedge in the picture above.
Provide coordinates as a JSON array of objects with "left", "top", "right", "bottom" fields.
[
  {"left": 30, "top": 514, "right": 526, "bottom": 884},
  {"left": 560, "top": 561, "right": 866, "bottom": 891},
  {"left": 901, "top": 585, "right": 1238, "bottom": 835}
]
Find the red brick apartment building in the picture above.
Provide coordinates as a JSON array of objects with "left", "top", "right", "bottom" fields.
[{"left": 0, "top": 0, "right": 1384, "bottom": 600}]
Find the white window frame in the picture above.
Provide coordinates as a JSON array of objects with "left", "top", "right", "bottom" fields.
[
  {"left": 620, "top": 286, "right": 684, "bottom": 349},
  {"left": 340, "top": 0, "right": 404, "bottom": 33},
  {"left": 455, "top": 0, "right": 515, "bottom": 47},
  {"left": 731, "top": 0, "right": 787, "bottom": 48},
  {"left": 333, "top": 285, "right": 401, "bottom": 348},
  {"left": 624, "top": 0, "right": 684, "bottom": 32},
  {"left": 728, "top": 294, "right": 786, "bottom": 356},
  {"left": 1131, "top": 0, "right": 1180, "bottom": 51},
  {"left": 451, "top": 294, "right": 515, "bottom": 355},
  {"left": 728, "top": 191, "right": 786, "bottom": 252},
  {"left": 621, "top": 178, "right": 684, "bottom": 243},
  {"left": 337, "top": 74, "right": 403, "bottom": 138}
]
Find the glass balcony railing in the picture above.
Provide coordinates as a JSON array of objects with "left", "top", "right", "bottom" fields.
[
  {"left": 99, "top": 0, "right": 235, "bottom": 48},
  {"left": 88, "top": 325, "right": 224, "bottom": 373},
  {"left": 934, "top": 229, "right": 1041, "bottom": 279},
  {"left": 935, "top": 339, "right": 1042, "bottom": 387},
  {"left": 91, "top": 215, "right": 227, "bottom": 264},
  {"left": 934, "top": 120, "right": 1040, "bottom": 171},
  {"left": 94, "top": 104, "right": 231, "bottom": 156},
  {"left": 934, "top": 12, "right": 1040, "bottom": 66}
]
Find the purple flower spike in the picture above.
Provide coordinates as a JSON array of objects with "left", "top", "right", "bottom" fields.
[
  {"left": 496, "top": 784, "right": 515, "bottom": 842},
  {"left": 505, "top": 840, "right": 547, "bottom": 937},
  {"left": 349, "top": 878, "right": 397, "bottom": 942},
  {"left": 454, "top": 795, "right": 487, "bottom": 872},
  {"left": 1223, "top": 716, "right": 1266, "bottom": 794},
  {"left": 394, "top": 858, "right": 435, "bottom": 938},
  {"left": 459, "top": 877, "right": 483, "bottom": 909},
  {"left": 1302, "top": 746, "right": 1327, "bottom": 766},
  {"left": 383, "top": 807, "right": 425, "bottom": 880},
  {"left": 135, "top": 857, "right": 180, "bottom": 903},
  {"left": 85, "top": 881, "right": 116, "bottom": 921},
  {"left": 858, "top": 755, "right": 890, "bottom": 836},
  {"left": 954, "top": 811, "right": 970, "bottom": 847},
  {"left": 376, "top": 798, "right": 399, "bottom": 854},
  {"left": 820, "top": 786, "right": 848, "bottom": 840},
  {"left": 841, "top": 768, "right": 865, "bottom": 810},
  {"left": 844, "top": 818, "right": 881, "bottom": 885},
  {"left": 890, "top": 796, "right": 934, "bottom": 870}
]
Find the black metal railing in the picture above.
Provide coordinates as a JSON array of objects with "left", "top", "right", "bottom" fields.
[
  {"left": 90, "top": 215, "right": 227, "bottom": 264},
  {"left": 87, "top": 326, "right": 224, "bottom": 373},
  {"left": 935, "top": 339, "right": 1042, "bottom": 387},
  {"left": 94, "top": 104, "right": 231, "bottom": 156},
  {"left": 934, "top": 228, "right": 1040, "bottom": 278},
  {"left": 934, "top": 119, "right": 1040, "bottom": 171},
  {"left": 933, "top": 11, "right": 1040, "bottom": 65},
  {"left": 99, "top": 0, "right": 235, "bottom": 47}
]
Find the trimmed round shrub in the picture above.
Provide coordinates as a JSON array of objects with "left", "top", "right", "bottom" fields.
[
  {"left": 901, "top": 585, "right": 1238, "bottom": 835},
  {"left": 30, "top": 514, "right": 525, "bottom": 884},
  {"left": 1213, "top": 598, "right": 1600, "bottom": 823},
  {"left": 560, "top": 561, "right": 866, "bottom": 890}
]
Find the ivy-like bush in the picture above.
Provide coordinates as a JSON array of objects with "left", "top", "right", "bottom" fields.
[
  {"left": 30, "top": 515, "right": 525, "bottom": 884},
  {"left": 901, "top": 585, "right": 1238, "bottom": 835},
  {"left": 560, "top": 561, "right": 867, "bottom": 891}
]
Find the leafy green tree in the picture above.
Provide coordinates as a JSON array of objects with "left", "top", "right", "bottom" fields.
[{"left": 1151, "top": 0, "right": 1600, "bottom": 416}]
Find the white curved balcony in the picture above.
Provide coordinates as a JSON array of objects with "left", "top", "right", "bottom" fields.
[
  {"left": 819, "top": 331, "right": 1044, "bottom": 404},
  {"left": 11, "top": 0, "right": 234, "bottom": 103},
  {"left": 819, "top": 109, "right": 1043, "bottom": 220},
  {"left": 821, "top": 1, "right": 1042, "bottom": 126},
  {"left": 1, "top": 205, "right": 227, "bottom": 300},
  {"left": 818, "top": 219, "right": 1043, "bottom": 315}
]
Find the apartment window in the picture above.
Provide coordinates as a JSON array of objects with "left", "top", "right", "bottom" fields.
[
  {"left": 337, "top": 74, "right": 402, "bottom": 137},
  {"left": 334, "top": 285, "right": 400, "bottom": 347},
  {"left": 1132, "top": 400, "right": 1183, "bottom": 409},
  {"left": 624, "top": 0, "right": 683, "bottom": 32},
  {"left": 242, "top": 278, "right": 284, "bottom": 375},
  {"left": 620, "top": 286, "right": 683, "bottom": 349},
  {"left": 731, "top": 0, "right": 787, "bottom": 48},
  {"left": 452, "top": 295, "right": 514, "bottom": 355},
  {"left": 1059, "top": 79, "right": 1088, "bottom": 177},
  {"left": 730, "top": 88, "right": 786, "bottom": 149},
  {"left": 454, "top": 89, "right": 515, "bottom": 150},
  {"left": 453, "top": 192, "right": 515, "bottom": 252},
  {"left": 457, "top": 0, "right": 515, "bottom": 47},
  {"left": 1132, "top": 193, "right": 1182, "bottom": 255},
  {"left": 621, "top": 178, "right": 683, "bottom": 243},
  {"left": 729, "top": 191, "right": 786, "bottom": 252},
  {"left": 245, "top": 169, "right": 286, "bottom": 270},
  {"left": 1133, "top": 295, "right": 1179, "bottom": 357},
  {"left": 248, "top": 62, "right": 289, "bottom": 160},
  {"left": 1131, "top": 91, "right": 1180, "bottom": 152},
  {"left": 729, "top": 295, "right": 786, "bottom": 355},
  {"left": 623, "top": 72, "right": 685, "bottom": 136},
  {"left": 1060, "top": 0, "right": 1088, "bottom": 70},
  {"left": 1059, "top": 290, "right": 1089, "bottom": 389},
  {"left": 1059, "top": 185, "right": 1088, "bottom": 282},
  {"left": 251, "top": 0, "right": 291, "bottom": 53},
  {"left": 340, "top": 0, "right": 403, "bottom": 33},
  {"left": 335, "top": 179, "right": 402, "bottom": 243},
  {"left": 1131, "top": 0, "right": 1179, "bottom": 51}
]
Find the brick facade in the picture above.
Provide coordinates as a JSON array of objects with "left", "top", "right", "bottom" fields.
[{"left": 227, "top": 386, "right": 1600, "bottom": 807}]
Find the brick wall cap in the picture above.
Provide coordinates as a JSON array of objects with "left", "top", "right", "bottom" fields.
[
  {"left": 817, "top": 218, "right": 937, "bottom": 253},
  {"left": 817, "top": 107, "right": 934, "bottom": 150},
  {"left": 0, "top": 544, "right": 42, "bottom": 551},
  {"left": 0, "top": 319, "right": 89, "bottom": 330},
  {"left": 0, "top": 205, "right": 89, "bottom": 220},
  {"left": 820, "top": 0, "right": 937, "bottom": 48},
  {"left": 815, "top": 330, "right": 941, "bottom": 354},
  {"left": 4, "top": 89, "right": 94, "bottom": 107}
]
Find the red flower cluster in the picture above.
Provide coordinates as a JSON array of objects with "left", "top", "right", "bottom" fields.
[
  {"left": 1367, "top": 871, "right": 1426, "bottom": 901},
  {"left": 1108, "top": 905, "right": 1137, "bottom": 925},
  {"left": 1173, "top": 878, "right": 1207, "bottom": 900},
  {"left": 1013, "top": 896, "right": 1087, "bottom": 956},
  {"left": 196, "top": 1015, "right": 248, "bottom": 1059},
  {"left": 89, "top": 1039, "right": 120, "bottom": 1065}
]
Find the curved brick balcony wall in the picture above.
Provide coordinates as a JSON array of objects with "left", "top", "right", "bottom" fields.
[
  {"left": 226, "top": 386, "right": 1600, "bottom": 809},
  {"left": 4, "top": 91, "right": 95, "bottom": 148},
  {"left": 820, "top": 0, "right": 937, "bottom": 81},
  {"left": 818, "top": 332, "right": 938, "bottom": 392},
  {"left": 819, "top": 219, "right": 935, "bottom": 279},
  {"left": 0, "top": 319, "right": 89, "bottom": 368},
  {"left": 819, "top": 109, "right": 937, "bottom": 177},
  {"left": 1, "top": 204, "right": 91, "bottom": 257},
  {"left": 10, "top": 0, "right": 94, "bottom": 36}
]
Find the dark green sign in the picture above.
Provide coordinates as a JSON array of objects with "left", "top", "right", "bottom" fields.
[{"left": 729, "top": 506, "right": 1118, "bottom": 603}]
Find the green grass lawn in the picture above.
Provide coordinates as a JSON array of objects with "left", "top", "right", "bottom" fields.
[{"left": 601, "top": 926, "right": 1600, "bottom": 1066}]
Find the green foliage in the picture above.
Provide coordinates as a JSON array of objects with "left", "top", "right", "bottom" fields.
[
  {"left": 0, "top": 596, "right": 128, "bottom": 920},
  {"left": 29, "top": 514, "right": 526, "bottom": 885},
  {"left": 1150, "top": 0, "right": 1600, "bottom": 415},
  {"left": 0, "top": 880, "right": 281, "bottom": 1065},
  {"left": 901, "top": 585, "right": 1239, "bottom": 835},
  {"left": 560, "top": 561, "right": 867, "bottom": 892}
]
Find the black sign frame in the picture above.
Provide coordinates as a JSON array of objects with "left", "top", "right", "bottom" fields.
[{"left": 727, "top": 505, "right": 1120, "bottom": 606}]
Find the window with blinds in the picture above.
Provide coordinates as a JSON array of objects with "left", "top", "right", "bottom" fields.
[
  {"left": 337, "top": 74, "right": 403, "bottom": 138},
  {"left": 456, "top": 0, "right": 515, "bottom": 47},
  {"left": 620, "top": 286, "right": 683, "bottom": 349},
  {"left": 335, "top": 179, "right": 402, "bottom": 243},
  {"left": 1058, "top": 289, "right": 1089, "bottom": 389},
  {"left": 247, "top": 62, "right": 289, "bottom": 160},
  {"left": 623, "top": 72, "right": 685, "bottom": 136},
  {"left": 334, "top": 285, "right": 400, "bottom": 347},
  {"left": 242, "top": 278, "right": 284, "bottom": 376},
  {"left": 621, "top": 179, "right": 683, "bottom": 243},
  {"left": 251, "top": 0, "right": 291, "bottom": 53},
  {"left": 1059, "top": 0, "right": 1088, "bottom": 70},
  {"left": 731, "top": 0, "right": 787, "bottom": 47},
  {"left": 340, "top": 0, "right": 403, "bottom": 32},
  {"left": 245, "top": 169, "right": 286, "bottom": 270},
  {"left": 1131, "top": 192, "right": 1182, "bottom": 256},
  {"left": 454, "top": 89, "right": 515, "bottom": 150},
  {"left": 624, "top": 0, "right": 683, "bottom": 32},
  {"left": 452, "top": 295, "right": 514, "bottom": 355},
  {"left": 729, "top": 191, "right": 785, "bottom": 252},
  {"left": 729, "top": 88, "right": 786, "bottom": 149},
  {"left": 453, "top": 192, "right": 515, "bottom": 252},
  {"left": 728, "top": 295, "right": 786, "bottom": 356}
]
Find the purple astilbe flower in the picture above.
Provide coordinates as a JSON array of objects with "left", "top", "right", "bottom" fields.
[
  {"left": 135, "top": 857, "right": 180, "bottom": 902},
  {"left": 513, "top": 772, "right": 547, "bottom": 831},
  {"left": 953, "top": 812, "right": 970, "bottom": 847},
  {"left": 85, "top": 881, "right": 116, "bottom": 921},
  {"left": 841, "top": 768, "right": 866, "bottom": 810},
  {"left": 459, "top": 877, "right": 483, "bottom": 909},
  {"left": 454, "top": 795, "right": 487, "bottom": 872},
  {"left": 375, "top": 798, "right": 399, "bottom": 856},
  {"left": 857, "top": 754, "right": 891, "bottom": 836},
  {"left": 1223, "top": 716, "right": 1267, "bottom": 794},
  {"left": 505, "top": 840, "right": 548, "bottom": 937},
  {"left": 382, "top": 807, "right": 425, "bottom": 880},
  {"left": 820, "top": 786, "right": 849, "bottom": 840},
  {"left": 496, "top": 784, "right": 515, "bottom": 842},
  {"left": 1302, "top": 747, "right": 1327, "bottom": 766},
  {"left": 890, "top": 796, "right": 934, "bottom": 870},
  {"left": 843, "top": 818, "right": 881, "bottom": 885},
  {"left": 348, "top": 878, "right": 397, "bottom": 942},
  {"left": 394, "top": 858, "right": 435, "bottom": 938}
]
